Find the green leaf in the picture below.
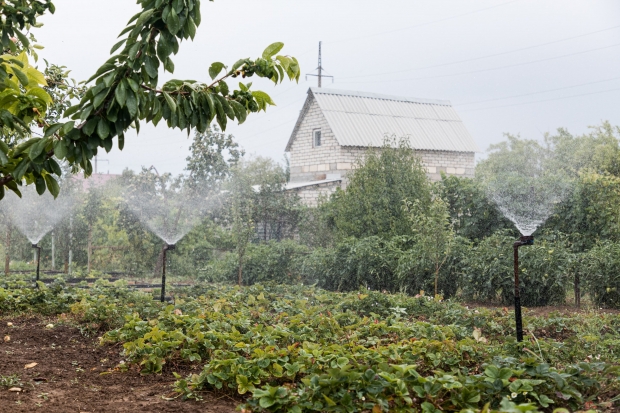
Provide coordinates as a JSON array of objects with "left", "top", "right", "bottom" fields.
[
  {"left": 167, "top": 11, "right": 181, "bottom": 35},
  {"left": 135, "top": 9, "right": 155, "bottom": 27},
  {"left": 0, "top": 140, "right": 9, "bottom": 154},
  {"left": 145, "top": 56, "right": 159, "bottom": 78},
  {"left": 93, "top": 89, "right": 109, "bottom": 109},
  {"left": 63, "top": 105, "right": 80, "bottom": 118},
  {"left": 164, "top": 57, "right": 175, "bottom": 73},
  {"left": 12, "top": 68, "right": 29, "bottom": 87},
  {"left": 323, "top": 394, "right": 337, "bottom": 407},
  {"left": 229, "top": 100, "right": 247, "bottom": 124},
  {"left": 110, "top": 38, "right": 126, "bottom": 54},
  {"left": 209, "top": 62, "right": 225, "bottom": 80},
  {"left": 126, "top": 77, "right": 140, "bottom": 92},
  {"left": 126, "top": 91, "right": 138, "bottom": 117},
  {"left": 29, "top": 138, "right": 49, "bottom": 159},
  {"left": 53, "top": 141, "right": 68, "bottom": 159},
  {"left": 115, "top": 80, "right": 127, "bottom": 107},
  {"left": 48, "top": 158, "right": 62, "bottom": 176},
  {"left": 97, "top": 119, "right": 110, "bottom": 139},
  {"left": 186, "top": 16, "right": 197, "bottom": 40},
  {"left": 83, "top": 118, "right": 99, "bottom": 136},
  {"left": 14, "top": 29, "right": 30, "bottom": 48},
  {"left": 163, "top": 92, "right": 177, "bottom": 113},
  {"left": 44, "top": 174, "right": 60, "bottom": 198},
  {"left": 44, "top": 123, "right": 63, "bottom": 138},
  {"left": 0, "top": 150, "right": 8, "bottom": 166},
  {"left": 157, "top": 33, "right": 172, "bottom": 62},
  {"left": 86, "top": 63, "right": 116, "bottom": 84},
  {"left": 258, "top": 396, "right": 276, "bottom": 408},
  {"left": 252, "top": 90, "right": 276, "bottom": 111},
  {"left": 61, "top": 121, "right": 75, "bottom": 136},
  {"left": 12, "top": 158, "right": 30, "bottom": 181},
  {"left": 35, "top": 175, "right": 46, "bottom": 195},
  {"left": 262, "top": 42, "right": 284, "bottom": 59}
]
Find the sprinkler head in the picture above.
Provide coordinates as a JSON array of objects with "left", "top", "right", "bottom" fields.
[
  {"left": 31, "top": 243, "right": 39, "bottom": 249},
  {"left": 514, "top": 235, "right": 534, "bottom": 248},
  {"left": 164, "top": 244, "right": 176, "bottom": 251}
]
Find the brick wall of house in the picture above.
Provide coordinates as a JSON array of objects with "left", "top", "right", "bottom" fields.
[{"left": 287, "top": 96, "right": 476, "bottom": 186}]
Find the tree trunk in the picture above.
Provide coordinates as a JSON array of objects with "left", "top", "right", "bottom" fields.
[
  {"left": 154, "top": 249, "right": 164, "bottom": 277},
  {"left": 238, "top": 251, "right": 244, "bottom": 287},
  {"left": 87, "top": 224, "right": 92, "bottom": 273},
  {"left": 434, "top": 264, "right": 439, "bottom": 298},
  {"left": 4, "top": 225, "right": 11, "bottom": 275},
  {"left": 574, "top": 272, "right": 581, "bottom": 309}
]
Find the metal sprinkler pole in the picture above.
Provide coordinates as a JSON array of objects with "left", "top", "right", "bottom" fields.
[
  {"left": 513, "top": 235, "right": 534, "bottom": 342},
  {"left": 161, "top": 244, "right": 176, "bottom": 303},
  {"left": 32, "top": 244, "right": 41, "bottom": 288}
]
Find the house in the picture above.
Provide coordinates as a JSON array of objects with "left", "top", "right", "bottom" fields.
[{"left": 284, "top": 87, "right": 479, "bottom": 206}]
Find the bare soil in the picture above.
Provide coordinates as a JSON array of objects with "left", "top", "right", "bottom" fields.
[{"left": 0, "top": 318, "right": 238, "bottom": 413}]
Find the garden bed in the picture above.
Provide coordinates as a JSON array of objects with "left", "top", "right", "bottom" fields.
[{"left": 0, "top": 317, "right": 237, "bottom": 412}]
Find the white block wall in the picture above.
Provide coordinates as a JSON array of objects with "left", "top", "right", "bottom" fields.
[{"left": 287, "top": 96, "right": 476, "bottom": 190}]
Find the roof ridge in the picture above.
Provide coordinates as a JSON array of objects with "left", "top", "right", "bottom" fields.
[{"left": 309, "top": 87, "right": 452, "bottom": 106}]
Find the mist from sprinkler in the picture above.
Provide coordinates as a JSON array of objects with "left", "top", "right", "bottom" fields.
[
  {"left": 480, "top": 150, "right": 574, "bottom": 341},
  {"left": 1, "top": 186, "right": 75, "bottom": 245},
  {"left": 123, "top": 171, "right": 220, "bottom": 301},
  {"left": 1, "top": 186, "right": 75, "bottom": 280}
]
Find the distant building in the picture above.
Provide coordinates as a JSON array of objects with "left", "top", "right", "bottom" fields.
[
  {"left": 72, "top": 173, "right": 121, "bottom": 191},
  {"left": 284, "top": 88, "right": 479, "bottom": 206}
]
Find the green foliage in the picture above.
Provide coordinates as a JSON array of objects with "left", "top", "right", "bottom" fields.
[
  {"left": 436, "top": 174, "right": 514, "bottom": 241},
  {"left": 1, "top": 0, "right": 300, "bottom": 199},
  {"left": 184, "top": 125, "right": 243, "bottom": 190},
  {"left": 202, "top": 240, "right": 309, "bottom": 285},
  {"left": 91, "top": 284, "right": 620, "bottom": 411},
  {"left": 578, "top": 241, "right": 620, "bottom": 308},
  {"left": 327, "top": 137, "right": 431, "bottom": 239},
  {"left": 404, "top": 194, "right": 454, "bottom": 297},
  {"left": 301, "top": 236, "right": 465, "bottom": 298},
  {"left": 462, "top": 231, "right": 571, "bottom": 306}
]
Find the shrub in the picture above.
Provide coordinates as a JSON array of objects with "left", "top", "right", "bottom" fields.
[
  {"left": 202, "top": 240, "right": 310, "bottom": 285},
  {"left": 579, "top": 241, "right": 620, "bottom": 308},
  {"left": 462, "top": 231, "right": 571, "bottom": 306}
]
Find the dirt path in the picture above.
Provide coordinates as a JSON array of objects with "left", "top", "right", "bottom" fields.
[{"left": 0, "top": 318, "right": 238, "bottom": 413}]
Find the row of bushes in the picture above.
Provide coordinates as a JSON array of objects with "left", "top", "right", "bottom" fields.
[{"left": 203, "top": 232, "right": 620, "bottom": 308}]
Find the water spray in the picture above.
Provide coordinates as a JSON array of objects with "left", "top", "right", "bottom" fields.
[
  {"left": 31, "top": 243, "right": 42, "bottom": 287},
  {"left": 513, "top": 235, "right": 533, "bottom": 342},
  {"left": 161, "top": 243, "right": 176, "bottom": 303}
]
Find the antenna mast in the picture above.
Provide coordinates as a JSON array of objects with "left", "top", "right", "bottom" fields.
[{"left": 306, "top": 41, "right": 333, "bottom": 88}]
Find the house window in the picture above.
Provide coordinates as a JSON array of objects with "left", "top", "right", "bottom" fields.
[{"left": 313, "top": 129, "right": 321, "bottom": 147}]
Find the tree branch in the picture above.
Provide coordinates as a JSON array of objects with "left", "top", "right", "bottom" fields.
[{"left": 0, "top": 175, "right": 14, "bottom": 187}]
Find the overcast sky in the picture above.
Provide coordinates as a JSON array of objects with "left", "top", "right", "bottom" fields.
[{"left": 36, "top": 0, "right": 620, "bottom": 175}]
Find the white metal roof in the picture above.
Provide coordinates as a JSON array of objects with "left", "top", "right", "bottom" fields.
[{"left": 286, "top": 88, "right": 480, "bottom": 153}]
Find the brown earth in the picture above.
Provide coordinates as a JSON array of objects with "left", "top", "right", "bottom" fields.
[{"left": 0, "top": 318, "right": 238, "bottom": 413}]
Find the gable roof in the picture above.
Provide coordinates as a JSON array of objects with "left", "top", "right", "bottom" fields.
[{"left": 286, "top": 88, "right": 479, "bottom": 153}]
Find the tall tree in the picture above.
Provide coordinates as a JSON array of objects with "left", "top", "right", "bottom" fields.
[{"left": 328, "top": 136, "right": 432, "bottom": 239}]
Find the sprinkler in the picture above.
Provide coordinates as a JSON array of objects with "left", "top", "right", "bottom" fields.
[
  {"left": 513, "top": 235, "right": 534, "bottom": 342},
  {"left": 161, "top": 243, "right": 176, "bottom": 303},
  {"left": 31, "top": 243, "right": 42, "bottom": 288}
]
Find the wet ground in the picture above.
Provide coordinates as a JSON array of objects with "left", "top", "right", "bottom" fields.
[{"left": 0, "top": 318, "right": 238, "bottom": 413}]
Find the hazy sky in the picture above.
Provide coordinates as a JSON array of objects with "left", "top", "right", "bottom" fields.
[{"left": 36, "top": 0, "right": 620, "bottom": 175}]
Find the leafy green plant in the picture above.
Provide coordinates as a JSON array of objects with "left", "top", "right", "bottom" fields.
[{"left": 462, "top": 230, "right": 570, "bottom": 306}]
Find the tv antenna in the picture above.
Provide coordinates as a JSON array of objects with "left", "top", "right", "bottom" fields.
[
  {"left": 94, "top": 155, "right": 109, "bottom": 174},
  {"left": 305, "top": 41, "right": 334, "bottom": 88}
]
